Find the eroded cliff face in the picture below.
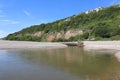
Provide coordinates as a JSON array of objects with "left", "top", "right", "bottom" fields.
[
  {"left": 29, "top": 29, "right": 83, "bottom": 41},
  {"left": 64, "top": 30, "right": 83, "bottom": 39},
  {"left": 33, "top": 32, "right": 43, "bottom": 37}
]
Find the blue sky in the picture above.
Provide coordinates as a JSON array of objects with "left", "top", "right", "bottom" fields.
[{"left": 0, "top": 0, "right": 120, "bottom": 38}]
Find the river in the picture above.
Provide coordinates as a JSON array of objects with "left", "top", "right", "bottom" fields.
[{"left": 0, "top": 47, "right": 120, "bottom": 80}]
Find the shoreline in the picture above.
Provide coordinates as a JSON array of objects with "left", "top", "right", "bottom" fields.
[
  {"left": 83, "top": 41, "right": 120, "bottom": 62},
  {"left": 1, "top": 40, "right": 120, "bottom": 62}
]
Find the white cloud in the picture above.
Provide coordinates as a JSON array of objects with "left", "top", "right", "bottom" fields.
[
  {"left": 0, "top": 19, "right": 20, "bottom": 24},
  {"left": 23, "top": 10, "right": 31, "bottom": 17},
  {"left": 0, "top": 30, "right": 8, "bottom": 38}
]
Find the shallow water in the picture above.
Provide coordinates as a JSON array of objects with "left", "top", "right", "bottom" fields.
[{"left": 0, "top": 47, "right": 120, "bottom": 80}]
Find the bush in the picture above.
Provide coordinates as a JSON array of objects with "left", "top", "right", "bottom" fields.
[
  {"left": 52, "top": 38, "right": 68, "bottom": 42},
  {"left": 111, "top": 35, "right": 120, "bottom": 40},
  {"left": 81, "top": 32, "right": 89, "bottom": 39},
  {"left": 93, "top": 23, "right": 111, "bottom": 38}
]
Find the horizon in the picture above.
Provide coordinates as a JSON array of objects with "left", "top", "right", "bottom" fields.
[{"left": 0, "top": 0, "right": 120, "bottom": 38}]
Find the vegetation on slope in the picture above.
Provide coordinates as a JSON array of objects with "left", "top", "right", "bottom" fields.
[{"left": 5, "top": 4, "right": 120, "bottom": 41}]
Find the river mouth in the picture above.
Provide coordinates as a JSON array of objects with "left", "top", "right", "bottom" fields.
[{"left": 0, "top": 47, "right": 120, "bottom": 80}]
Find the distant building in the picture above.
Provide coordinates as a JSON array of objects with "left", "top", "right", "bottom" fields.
[
  {"left": 95, "top": 7, "right": 102, "bottom": 12},
  {"left": 85, "top": 7, "right": 102, "bottom": 14},
  {"left": 85, "top": 11, "right": 89, "bottom": 14}
]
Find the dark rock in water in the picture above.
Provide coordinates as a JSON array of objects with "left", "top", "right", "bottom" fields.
[{"left": 78, "top": 41, "right": 84, "bottom": 47}]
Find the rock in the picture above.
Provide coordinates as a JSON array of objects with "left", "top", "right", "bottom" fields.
[{"left": 115, "top": 52, "right": 120, "bottom": 62}]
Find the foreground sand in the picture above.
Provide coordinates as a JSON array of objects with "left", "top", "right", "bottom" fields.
[{"left": 0, "top": 40, "right": 67, "bottom": 49}]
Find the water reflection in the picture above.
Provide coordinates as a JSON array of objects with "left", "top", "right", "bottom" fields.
[{"left": 6, "top": 47, "right": 120, "bottom": 80}]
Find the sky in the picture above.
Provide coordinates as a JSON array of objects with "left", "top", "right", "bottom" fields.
[{"left": 0, "top": 0, "right": 120, "bottom": 38}]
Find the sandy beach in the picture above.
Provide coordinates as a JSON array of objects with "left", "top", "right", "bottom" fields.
[
  {"left": 83, "top": 41, "right": 120, "bottom": 51},
  {"left": 0, "top": 40, "right": 67, "bottom": 49},
  {"left": 1, "top": 40, "right": 120, "bottom": 50}
]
